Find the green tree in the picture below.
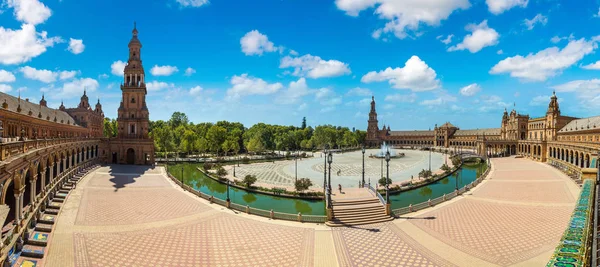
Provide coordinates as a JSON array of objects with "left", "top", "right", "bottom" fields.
[
  {"left": 243, "top": 174, "right": 258, "bottom": 188},
  {"left": 246, "top": 136, "right": 265, "bottom": 154},
  {"left": 441, "top": 164, "right": 451, "bottom": 172},
  {"left": 378, "top": 177, "right": 392, "bottom": 188},
  {"left": 195, "top": 137, "right": 208, "bottom": 156},
  {"left": 294, "top": 178, "right": 313, "bottom": 192},
  {"left": 206, "top": 125, "right": 227, "bottom": 156},
  {"left": 169, "top": 112, "right": 189, "bottom": 129},
  {"left": 180, "top": 129, "right": 197, "bottom": 156},
  {"left": 301, "top": 117, "right": 306, "bottom": 129},
  {"left": 216, "top": 166, "right": 228, "bottom": 178}
]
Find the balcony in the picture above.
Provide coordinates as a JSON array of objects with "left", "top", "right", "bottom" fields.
[{"left": 0, "top": 137, "right": 101, "bottom": 163}]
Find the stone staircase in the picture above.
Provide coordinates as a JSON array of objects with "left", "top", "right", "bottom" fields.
[
  {"left": 11, "top": 165, "right": 99, "bottom": 267},
  {"left": 326, "top": 197, "right": 393, "bottom": 227}
]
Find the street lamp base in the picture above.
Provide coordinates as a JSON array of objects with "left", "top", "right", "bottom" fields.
[{"left": 226, "top": 199, "right": 231, "bottom": 208}]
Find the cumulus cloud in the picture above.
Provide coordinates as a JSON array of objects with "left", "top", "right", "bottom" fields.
[
  {"left": 490, "top": 38, "right": 598, "bottom": 81},
  {"left": 523, "top": 14, "right": 548, "bottom": 30},
  {"left": 529, "top": 95, "right": 551, "bottom": 106},
  {"left": 551, "top": 34, "right": 574, "bottom": 44},
  {"left": 0, "top": 24, "right": 62, "bottom": 65},
  {"left": 335, "top": 0, "right": 470, "bottom": 39},
  {"left": 361, "top": 55, "right": 440, "bottom": 91},
  {"left": 146, "top": 81, "right": 175, "bottom": 91},
  {"left": 0, "top": 70, "right": 16, "bottom": 83},
  {"left": 497, "top": 49, "right": 503, "bottom": 55},
  {"left": 276, "top": 78, "right": 316, "bottom": 104},
  {"left": 59, "top": 70, "right": 78, "bottom": 80},
  {"left": 110, "top": 60, "right": 126, "bottom": 76},
  {"left": 44, "top": 78, "right": 99, "bottom": 99},
  {"left": 552, "top": 79, "right": 600, "bottom": 109},
  {"left": 67, "top": 38, "right": 85, "bottom": 54},
  {"left": 5, "top": 0, "right": 52, "bottom": 25},
  {"left": 184, "top": 67, "right": 196, "bottom": 76},
  {"left": 459, "top": 83, "right": 481, "bottom": 96},
  {"left": 486, "top": 0, "right": 528, "bottom": 15},
  {"left": 189, "top": 85, "right": 203, "bottom": 95},
  {"left": 315, "top": 87, "right": 342, "bottom": 106},
  {"left": 437, "top": 34, "right": 454, "bottom": 44},
  {"left": 346, "top": 87, "right": 372, "bottom": 96},
  {"left": 384, "top": 93, "right": 417, "bottom": 103},
  {"left": 175, "top": 0, "right": 209, "bottom": 8},
  {"left": 420, "top": 90, "right": 457, "bottom": 106},
  {"left": 19, "top": 66, "right": 56, "bottom": 83},
  {"left": 226, "top": 74, "right": 283, "bottom": 101},
  {"left": 478, "top": 94, "right": 511, "bottom": 112},
  {"left": 150, "top": 65, "right": 178, "bottom": 76},
  {"left": 280, "top": 54, "right": 351, "bottom": 79},
  {"left": 240, "top": 30, "right": 281, "bottom": 56},
  {"left": 448, "top": 20, "right": 499, "bottom": 53},
  {"left": 0, "top": 84, "right": 12, "bottom": 92},
  {"left": 581, "top": 61, "right": 600, "bottom": 70}
]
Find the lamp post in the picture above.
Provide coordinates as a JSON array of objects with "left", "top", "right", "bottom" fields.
[
  {"left": 429, "top": 146, "right": 432, "bottom": 172},
  {"left": 233, "top": 163, "right": 236, "bottom": 177},
  {"left": 362, "top": 146, "right": 366, "bottom": 188},
  {"left": 385, "top": 150, "right": 391, "bottom": 215},
  {"left": 181, "top": 167, "right": 184, "bottom": 185},
  {"left": 295, "top": 150, "right": 298, "bottom": 184},
  {"left": 226, "top": 179, "right": 230, "bottom": 202},
  {"left": 328, "top": 152, "right": 333, "bottom": 192},
  {"left": 323, "top": 147, "right": 327, "bottom": 194}
]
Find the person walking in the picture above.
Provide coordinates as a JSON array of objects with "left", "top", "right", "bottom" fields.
[{"left": 338, "top": 184, "right": 342, "bottom": 193}]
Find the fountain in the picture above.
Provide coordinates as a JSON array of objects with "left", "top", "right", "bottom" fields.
[{"left": 371, "top": 142, "right": 405, "bottom": 158}]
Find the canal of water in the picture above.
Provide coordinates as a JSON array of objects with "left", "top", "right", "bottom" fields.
[{"left": 168, "top": 162, "right": 487, "bottom": 216}]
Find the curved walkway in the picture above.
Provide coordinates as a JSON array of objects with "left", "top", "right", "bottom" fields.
[{"left": 44, "top": 157, "right": 579, "bottom": 267}]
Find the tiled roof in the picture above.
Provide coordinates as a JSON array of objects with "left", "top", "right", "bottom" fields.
[
  {"left": 558, "top": 116, "right": 600, "bottom": 133},
  {"left": 439, "top": 122, "right": 457, "bottom": 128},
  {"left": 454, "top": 128, "right": 501, "bottom": 136},
  {"left": 389, "top": 130, "right": 434, "bottom": 136},
  {"left": 0, "top": 92, "right": 78, "bottom": 126}
]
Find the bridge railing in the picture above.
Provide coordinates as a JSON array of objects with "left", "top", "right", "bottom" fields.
[
  {"left": 366, "top": 183, "right": 386, "bottom": 205},
  {"left": 0, "top": 137, "right": 100, "bottom": 162}
]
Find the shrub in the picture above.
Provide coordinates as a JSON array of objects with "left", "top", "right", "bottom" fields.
[
  {"left": 441, "top": 164, "right": 451, "bottom": 172},
  {"left": 295, "top": 178, "right": 313, "bottom": 192},
  {"left": 203, "top": 162, "right": 214, "bottom": 171},
  {"left": 378, "top": 177, "right": 392, "bottom": 187},
  {"left": 241, "top": 156, "right": 250, "bottom": 164},
  {"left": 243, "top": 174, "right": 257, "bottom": 188},
  {"left": 215, "top": 166, "right": 228, "bottom": 178}
]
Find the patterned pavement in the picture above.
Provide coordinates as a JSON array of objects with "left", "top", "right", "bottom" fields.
[{"left": 44, "top": 157, "right": 579, "bottom": 267}]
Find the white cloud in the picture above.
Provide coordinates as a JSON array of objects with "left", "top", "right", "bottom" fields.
[
  {"left": 150, "top": 65, "right": 178, "bottom": 76},
  {"left": 289, "top": 50, "right": 299, "bottom": 56},
  {"left": 59, "top": 70, "right": 78, "bottom": 80},
  {"left": 5, "top": 0, "right": 52, "bottom": 25},
  {"left": 189, "top": 85, "right": 203, "bottom": 95},
  {"left": 67, "top": 38, "right": 84, "bottom": 54},
  {"left": 490, "top": 38, "right": 598, "bottom": 81},
  {"left": 581, "top": 61, "right": 600, "bottom": 70},
  {"left": 19, "top": 66, "right": 56, "bottom": 83},
  {"left": 146, "top": 81, "right": 175, "bottom": 91},
  {"left": 437, "top": 34, "right": 453, "bottom": 44},
  {"left": 384, "top": 93, "right": 417, "bottom": 103},
  {"left": 175, "top": 0, "right": 209, "bottom": 8},
  {"left": 552, "top": 79, "right": 600, "bottom": 109},
  {"left": 448, "top": 20, "right": 499, "bottom": 53},
  {"left": 335, "top": 0, "right": 470, "bottom": 39},
  {"left": 523, "top": 14, "right": 548, "bottom": 30},
  {"left": 486, "top": 0, "right": 528, "bottom": 15},
  {"left": 240, "top": 30, "right": 281, "bottom": 56},
  {"left": 110, "top": 60, "right": 126, "bottom": 76},
  {"left": 315, "top": 87, "right": 342, "bottom": 106},
  {"left": 276, "top": 78, "right": 314, "bottom": 104},
  {"left": 184, "top": 67, "right": 196, "bottom": 76},
  {"left": 478, "top": 94, "right": 511, "bottom": 112},
  {"left": 0, "top": 70, "right": 16, "bottom": 83},
  {"left": 45, "top": 77, "right": 99, "bottom": 99},
  {"left": 459, "top": 83, "right": 481, "bottom": 96},
  {"left": 346, "top": 87, "right": 372, "bottom": 96},
  {"left": 420, "top": 90, "right": 457, "bottom": 106},
  {"left": 320, "top": 106, "right": 336, "bottom": 113},
  {"left": 0, "top": 84, "right": 12, "bottom": 93},
  {"left": 280, "top": 54, "right": 351, "bottom": 78},
  {"left": 361, "top": 55, "right": 440, "bottom": 91},
  {"left": 226, "top": 74, "right": 283, "bottom": 100},
  {"left": 0, "top": 24, "right": 62, "bottom": 65},
  {"left": 529, "top": 95, "right": 551, "bottom": 106},
  {"left": 383, "top": 104, "right": 395, "bottom": 110},
  {"left": 98, "top": 73, "right": 109, "bottom": 79},
  {"left": 595, "top": 7, "right": 600, "bottom": 18},
  {"left": 497, "top": 49, "right": 503, "bottom": 55},
  {"left": 551, "top": 34, "right": 574, "bottom": 44}
]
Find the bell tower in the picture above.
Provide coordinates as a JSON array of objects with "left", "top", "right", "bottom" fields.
[
  {"left": 545, "top": 91, "right": 560, "bottom": 141},
  {"left": 118, "top": 22, "right": 150, "bottom": 139},
  {"left": 367, "top": 96, "right": 380, "bottom": 143}
]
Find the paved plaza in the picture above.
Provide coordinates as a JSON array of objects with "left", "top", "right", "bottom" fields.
[
  {"left": 226, "top": 149, "right": 445, "bottom": 188},
  {"left": 44, "top": 157, "right": 579, "bottom": 267}
]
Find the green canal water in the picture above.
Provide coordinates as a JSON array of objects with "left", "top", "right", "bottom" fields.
[{"left": 168, "top": 162, "right": 487, "bottom": 216}]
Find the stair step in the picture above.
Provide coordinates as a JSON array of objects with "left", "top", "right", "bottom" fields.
[
  {"left": 326, "top": 216, "right": 394, "bottom": 227},
  {"left": 52, "top": 198, "right": 64, "bottom": 203},
  {"left": 58, "top": 190, "right": 70, "bottom": 194},
  {"left": 21, "top": 245, "right": 45, "bottom": 258},
  {"left": 334, "top": 212, "right": 389, "bottom": 221},
  {"left": 13, "top": 257, "right": 41, "bottom": 267},
  {"left": 47, "top": 202, "right": 61, "bottom": 209},
  {"left": 333, "top": 198, "right": 380, "bottom": 205},
  {"left": 39, "top": 214, "right": 56, "bottom": 225},
  {"left": 44, "top": 208, "right": 59, "bottom": 215},
  {"left": 333, "top": 204, "right": 384, "bottom": 212},
  {"left": 26, "top": 232, "right": 49, "bottom": 247},
  {"left": 35, "top": 223, "right": 53, "bottom": 233}
]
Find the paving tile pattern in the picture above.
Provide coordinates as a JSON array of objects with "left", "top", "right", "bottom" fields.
[
  {"left": 411, "top": 198, "right": 572, "bottom": 266},
  {"left": 74, "top": 215, "right": 314, "bottom": 267},
  {"left": 333, "top": 222, "right": 455, "bottom": 267},
  {"left": 472, "top": 180, "right": 574, "bottom": 203},
  {"left": 75, "top": 187, "right": 211, "bottom": 225}
]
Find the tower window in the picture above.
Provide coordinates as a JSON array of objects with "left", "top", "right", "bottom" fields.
[
  {"left": 131, "top": 97, "right": 136, "bottom": 103},
  {"left": 131, "top": 114, "right": 135, "bottom": 118}
]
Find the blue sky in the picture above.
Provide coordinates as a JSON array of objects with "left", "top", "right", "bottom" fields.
[{"left": 1, "top": 0, "right": 600, "bottom": 131}]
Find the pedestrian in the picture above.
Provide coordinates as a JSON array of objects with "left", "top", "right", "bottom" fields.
[{"left": 338, "top": 184, "right": 342, "bottom": 193}]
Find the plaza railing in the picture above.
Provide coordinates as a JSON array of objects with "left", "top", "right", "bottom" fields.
[
  {"left": 165, "top": 171, "right": 327, "bottom": 224},
  {"left": 366, "top": 183, "right": 386, "bottom": 205},
  {"left": 547, "top": 179, "right": 595, "bottom": 267},
  {"left": 391, "top": 161, "right": 492, "bottom": 216},
  {"left": 0, "top": 137, "right": 100, "bottom": 162}
]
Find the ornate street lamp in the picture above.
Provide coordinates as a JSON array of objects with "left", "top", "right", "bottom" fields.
[
  {"left": 233, "top": 163, "right": 236, "bottom": 177},
  {"left": 327, "top": 151, "right": 333, "bottom": 192},
  {"left": 226, "top": 179, "right": 230, "bottom": 202},
  {"left": 361, "top": 146, "right": 365, "bottom": 187},
  {"left": 429, "top": 146, "right": 432, "bottom": 172},
  {"left": 295, "top": 150, "right": 298, "bottom": 183},
  {"left": 385, "top": 150, "right": 391, "bottom": 205},
  {"left": 323, "top": 146, "right": 327, "bottom": 194},
  {"left": 181, "top": 167, "right": 184, "bottom": 185}
]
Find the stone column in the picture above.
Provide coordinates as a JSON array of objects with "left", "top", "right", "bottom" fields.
[
  {"left": 14, "top": 193, "right": 20, "bottom": 225},
  {"left": 49, "top": 165, "right": 54, "bottom": 184},
  {"left": 40, "top": 171, "right": 46, "bottom": 194},
  {"left": 62, "top": 158, "right": 66, "bottom": 173},
  {"left": 18, "top": 191, "right": 23, "bottom": 220},
  {"left": 30, "top": 178, "right": 36, "bottom": 204}
]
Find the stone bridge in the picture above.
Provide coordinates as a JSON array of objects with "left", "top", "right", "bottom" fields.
[{"left": 0, "top": 138, "right": 102, "bottom": 264}]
